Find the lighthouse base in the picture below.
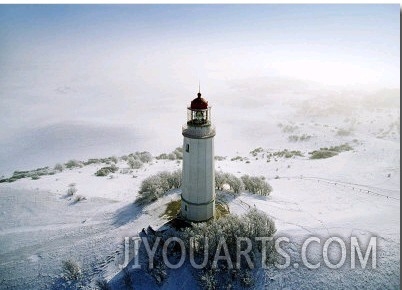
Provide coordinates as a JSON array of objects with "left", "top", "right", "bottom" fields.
[{"left": 180, "top": 196, "right": 215, "bottom": 222}]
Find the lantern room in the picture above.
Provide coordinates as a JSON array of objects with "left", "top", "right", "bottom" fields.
[{"left": 187, "top": 92, "right": 211, "bottom": 126}]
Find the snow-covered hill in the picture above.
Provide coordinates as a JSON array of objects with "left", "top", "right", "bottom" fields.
[{"left": 0, "top": 92, "right": 399, "bottom": 289}]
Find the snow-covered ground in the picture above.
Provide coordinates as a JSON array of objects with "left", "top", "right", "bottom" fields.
[{"left": 0, "top": 91, "right": 399, "bottom": 289}]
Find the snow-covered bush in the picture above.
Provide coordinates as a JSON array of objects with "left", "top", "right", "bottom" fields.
[
  {"left": 309, "top": 150, "right": 338, "bottom": 159},
  {"left": 309, "top": 143, "right": 353, "bottom": 159},
  {"left": 231, "top": 156, "right": 244, "bottom": 161},
  {"left": 167, "top": 153, "right": 177, "bottom": 160},
  {"left": 67, "top": 185, "right": 77, "bottom": 196},
  {"left": 110, "top": 156, "right": 118, "bottom": 164},
  {"left": 330, "top": 143, "right": 353, "bottom": 152},
  {"left": 156, "top": 153, "right": 169, "bottom": 160},
  {"left": 173, "top": 147, "right": 183, "bottom": 160},
  {"left": 214, "top": 155, "right": 226, "bottom": 161},
  {"left": 310, "top": 143, "right": 353, "bottom": 158},
  {"left": 137, "top": 151, "right": 153, "bottom": 163},
  {"left": 215, "top": 171, "right": 226, "bottom": 191},
  {"left": 135, "top": 209, "right": 275, "bottom": 288},
  {"left": 54, "top": 163, "right": 64, "bottom": 172},
  {"left": 241, "top": 175, "right": 272, "bottom": 196},
  {"left": 181, "top": 208, "right": 276, "bottom": 286},
  {"left": 268, "top": 149, "right": 304, "bottom": 159},
  {"left": 61, "top": 259, "right": 82, "bottom": 281},
  {"left": 156, "top": 147, "right": 183, "bottom": 160},
  {"left": 135, "top": 170, "right": 182, "bottom": 205},
  {"left": 227, "top": 174, "right": 244, "bottom": 194},
  {"left": 127, "top": 157, "right": 143, "bottom": 169},
  {"left": 95, "top": 164, "right": 118, "bottom": 176},
  {"left": 65, "top": 160, "right": 83, "bottom": 169},
  {"left": 215, "top": 172, "right": 243, "bottom": 195},
  {"left": 250, "top": 147, "right": 264, "bottom": 156},
  {"left": 217, "top": 172, "right": 272, "bottom": 196},
  {"left": 167, "top": 170, "right": 182, "bottom": 189}
]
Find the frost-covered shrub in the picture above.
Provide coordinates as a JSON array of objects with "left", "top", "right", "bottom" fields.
[
  {"left": 137, "top": 209, "right": 275, "bottom": 288},
  {"left": 227, "top": 174, "right": 244, "bottom": 194},
  {"left": 156, "top": 153, "right": 169, "bottom": 160},
  {"left": 231, "top": 156, "right": 244, "bottom": 161},
  {"left": 269, "top": 149, "right": 304, "bottom": 159},
  {"left": 156, "top": 147, "right": 182, "bottom": 160},
  {"left": 1, "top": 167, "right": 51, "bottom": 182},
  {"left": 54, "top": 163, "right": 64, "bottom": 172},
  {"left": 67, "top": 186, "right": 77, "bottom": 196},
  {"left": 250, "top": 147, "right": 264, "bottom": 156},
  {"left": 217, "top": 172, "right": 272, "bottom": 195},
  {"left": 215, "top": 172, "right": 226, "bottom": 191},
  {"left": 65, "top": 160, "right": 83, "bottom": 169},
  {"left": 136, "top": 175, "right": 165, "bottom": 204},
  {"left": 127, "top": 157, "right": 143, "bottom": 169},
  {"left": 173, "top": 147, "right": 183, "bottom": 160},
  {"left": 330, "top": 143, "right": 353, "bottom": 152},
  {"left": 167, "top": 153, "right": 177, "bottom": 160},
  {"left": 309, "top": 143, "right": 352, "bottom": 159},
  {"left": 183, "top": 208, "right": 276, "bottom": 260},
  {"left": 95, "top": 164, "right": 118, "bottom": 176},
  {"left": 137, "top": 151, "right": 153, "bottom": 163},
  {"left": 181, "top": 209, "right": 276, "bottom": 284},
  {"left": 61, "top": 259, "right": 82, "bottom": 281},
  {"left": 309, "top": 150, "right": 338, "bottom": 159},
  {"left": 135, "top": 170, "right": 182, "bottom": 205},
  {"left": 166, "top": 170, "right": 182, "bottom": 189},
  {"left": 110, "top": 156, "right": 119, "bottom": 164},
  {"left": 215, "top": 172, "right": 243, "bottom": 195},
  {"left": 214, "top": 156, "right": 226, "bottom": 161},
  {"left": 241, "top": 175, "right": 272, "bottom": 196}
]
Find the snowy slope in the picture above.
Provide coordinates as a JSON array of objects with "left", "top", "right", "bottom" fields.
[{"left": 0, "top": 92, "right": 399, "bottom": 289}]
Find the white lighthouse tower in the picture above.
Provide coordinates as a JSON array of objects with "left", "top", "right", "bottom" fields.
[{"left": 181, "top": 89, "right": 216, "bottom": 222}]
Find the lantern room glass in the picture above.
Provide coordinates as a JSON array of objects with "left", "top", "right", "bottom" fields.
[{"left": 187, "top": 107, "right": 211, "bottom": 126}]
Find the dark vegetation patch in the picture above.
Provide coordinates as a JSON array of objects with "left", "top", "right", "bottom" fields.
[{"left": 309, "top": 143, "right": 353, "bottom": 159}]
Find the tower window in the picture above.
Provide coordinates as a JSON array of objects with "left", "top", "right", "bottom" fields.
[
  {"left": 186, "top": 144, "right": 189, "bottom": 152},
  {"left": 185, "top": 205, "right": 188, "bottom": 211}
]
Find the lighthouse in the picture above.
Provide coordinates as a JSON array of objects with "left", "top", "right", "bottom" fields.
[{"left": 181, "top": 89, "right": 216, "bottom": 222}]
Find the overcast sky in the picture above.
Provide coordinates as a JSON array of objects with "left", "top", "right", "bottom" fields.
[
  {"left": 1, "top": 4, "right": 399, "bottom": 84},
  {"left": 0, "top": 4, "right": 399, "bottom": 174}
]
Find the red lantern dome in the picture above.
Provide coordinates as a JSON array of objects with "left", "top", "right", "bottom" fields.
[{"left": 190, "top": 92, "right": 208, "bottom": 110}]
